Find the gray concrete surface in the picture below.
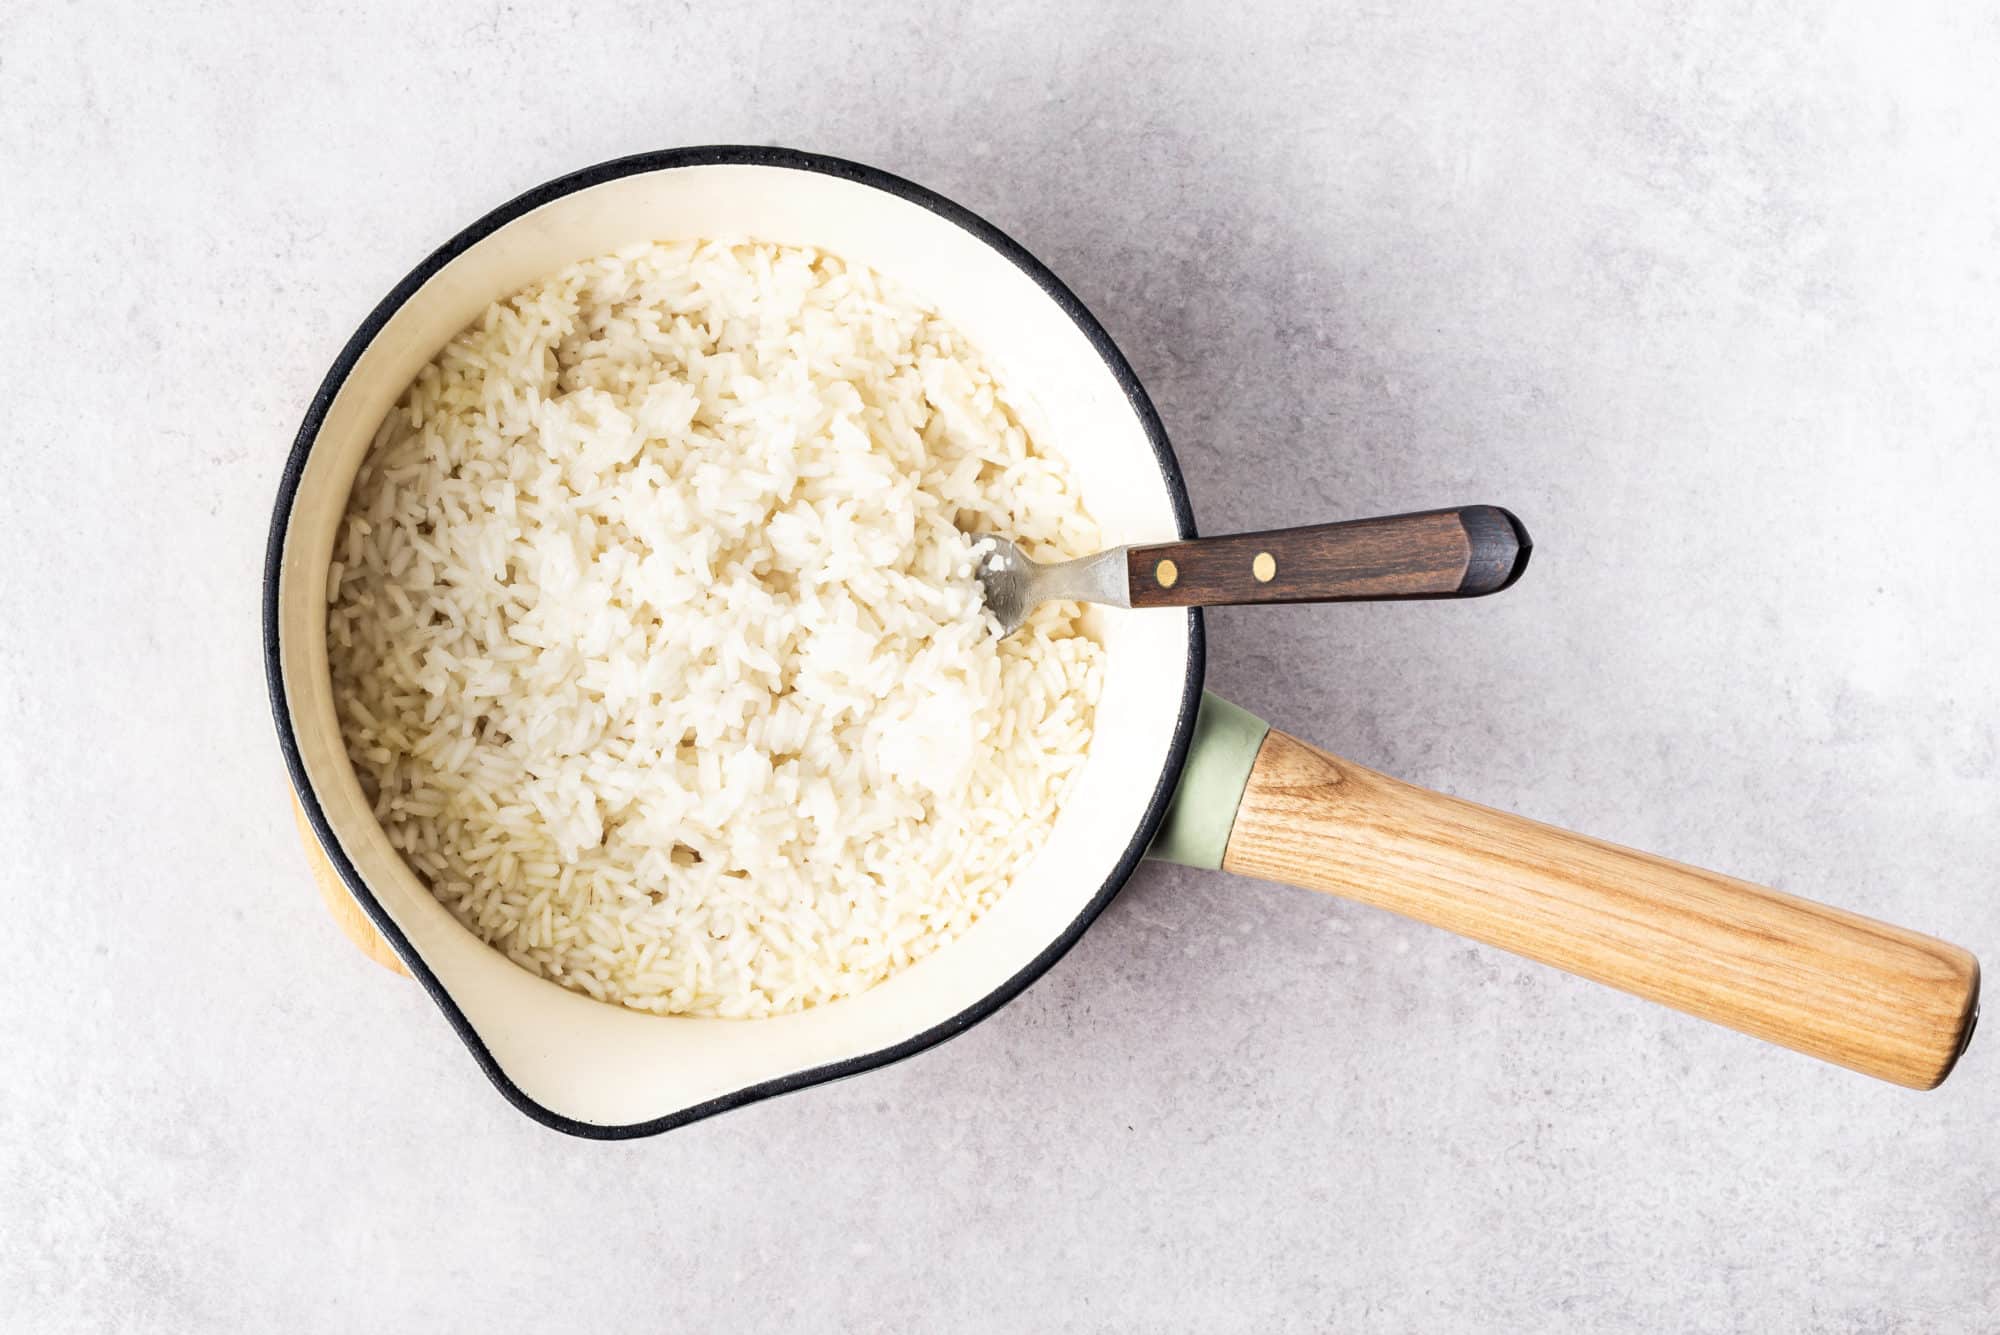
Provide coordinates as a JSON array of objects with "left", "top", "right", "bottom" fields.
[{"left": 4, "top": 1, "right": 1997, "bottom": 1330}]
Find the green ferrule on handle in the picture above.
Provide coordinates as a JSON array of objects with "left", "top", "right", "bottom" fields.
[{"left": 1147, "top": 692, "right": 1272, "bottom": 869}]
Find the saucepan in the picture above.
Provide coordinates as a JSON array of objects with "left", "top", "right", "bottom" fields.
[{"left": 265, "top": 147, "right": 1979, "bottom": 1138}]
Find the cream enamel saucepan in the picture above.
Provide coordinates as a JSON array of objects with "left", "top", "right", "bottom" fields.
[{"left": 266, "top": 148, "right": 1979, "bottom": 1138}]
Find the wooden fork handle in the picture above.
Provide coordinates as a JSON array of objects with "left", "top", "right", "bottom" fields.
[
  {"left": 1224, "top": 730, "right": 1981, "bottom": 1089},
  {"left": 1127, "top": 506, "right": 1531, "bottom": 608}
]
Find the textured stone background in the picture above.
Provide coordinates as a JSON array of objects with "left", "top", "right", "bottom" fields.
[{"left": 3, "top": 1, "right": 1996, "bottom": 1330}]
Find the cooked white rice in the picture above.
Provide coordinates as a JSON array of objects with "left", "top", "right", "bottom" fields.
[{"left": 327, "top": 239, "right": 1103, "bottom": 1018}]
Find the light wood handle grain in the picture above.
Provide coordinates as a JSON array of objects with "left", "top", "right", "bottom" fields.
[{"left": 1223, "top": 730, "right": 1980, "bottom": 1088}]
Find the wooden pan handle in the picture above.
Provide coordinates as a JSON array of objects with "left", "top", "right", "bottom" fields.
[
  {"left": 1127, "top": 506, "right": 1531, "bottom": 608},
  {"left": 1223, "top": 730, "right": 1980, "bottom": 1088}
]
